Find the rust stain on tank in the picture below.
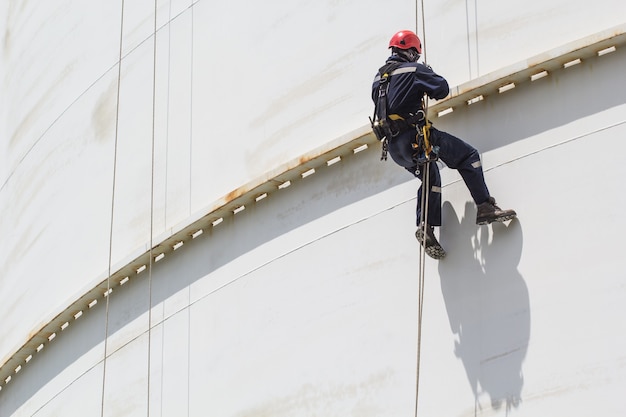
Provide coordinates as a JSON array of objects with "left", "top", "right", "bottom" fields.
[
  {"left": 224, "top": 186, "right": 250, "bottom": 205},
  {"left": 299, "top": 154, "right": 315, "bottom": 166}
]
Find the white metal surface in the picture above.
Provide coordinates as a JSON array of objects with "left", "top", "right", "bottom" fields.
[
  {"left": 1, "top": 0, "right": 624, "bottom": 371},
  {"left": 1, "top": 0, "right": 626, "bottom": 415}
]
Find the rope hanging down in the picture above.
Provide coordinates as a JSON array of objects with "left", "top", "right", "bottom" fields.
[
  {"left": 101, "top": 1, "right": 126, "bottom": 415},
  {"left": 414, "top": 1, "right": 429, "bottom": 416},
  {"left": 101, "top": 1, "right": 159, "bottom": 415},
  {"left": 146, "top": 0, "right": 159, "bottom": 413}
]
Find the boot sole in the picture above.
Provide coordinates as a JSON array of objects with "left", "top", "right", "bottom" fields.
[
  {"left": 476, "top": 213, "right": 517, "bottom": 225},
  {"left": 415, "top": 229, "right": 447, "bottom": 260},
  {"left": 425, "top": 245, "right": 446, "bottom": 259}
]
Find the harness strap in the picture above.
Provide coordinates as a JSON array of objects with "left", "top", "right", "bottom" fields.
[
  {"left": 372, "top": 62, "right": 404, "bottom": 160},
  {"left": 389, "top": 112, "right": 426, "bottom": 129},
  {"left": 372, "top": 63, "right": 430, "bottom": 161},
  {"left": 373, "top": 65, "right": 418, "bottom": 82}
]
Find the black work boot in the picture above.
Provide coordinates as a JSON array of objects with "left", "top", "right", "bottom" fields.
[
  {"left": 476, "top": 197, "right": 517, "bottom": 225},
  {"left": 415, "top": 223, "right": 446, "bottom": 259}
]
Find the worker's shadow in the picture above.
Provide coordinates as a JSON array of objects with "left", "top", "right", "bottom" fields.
[{"left": 438, "top": 200, "right": 529, "bottom": 413}]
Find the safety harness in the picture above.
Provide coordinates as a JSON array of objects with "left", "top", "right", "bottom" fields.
[{"left": 370, "top": 64, "right": 437, "bottom": 167}]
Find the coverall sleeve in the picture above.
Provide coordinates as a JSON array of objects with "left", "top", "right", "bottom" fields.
[{"left": 414, "top": 64, "right": 449, "bottom": 100}]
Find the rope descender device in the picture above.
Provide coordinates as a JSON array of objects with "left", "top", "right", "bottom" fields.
[{"left": 412, "top": 107, "right": 439, "bottom": 173}]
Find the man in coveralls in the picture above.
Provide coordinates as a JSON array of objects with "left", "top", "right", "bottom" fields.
[{"left": 371, "top": 30, "right": 516, "bottom": 259}]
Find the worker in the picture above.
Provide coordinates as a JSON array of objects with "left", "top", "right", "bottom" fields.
[{"left": 371, "top": 30, "right": 516, "bottom": 259}]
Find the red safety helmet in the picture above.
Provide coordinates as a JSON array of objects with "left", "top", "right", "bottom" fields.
[{"left": 388, "top": 30, "right": 422, "bottom": 54}]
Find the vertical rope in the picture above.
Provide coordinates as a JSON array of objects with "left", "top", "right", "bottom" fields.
[
  {"left": 101, "top": 1, "right": 125, "bottom": 415},
  {"left": 415, "top": 0, "right": 419, "bottom": 45},
  {"left": 163, "top": 0, "right": 172, "bottom": 228},
  {"left": 146, "top": 0, "right": 159, "bottom": 414},
  {"left": 415, "top": 161, "right": 429, "bottom": 417},
  {"left": 465, "top": 0, "right": 473, "bottom": 79},
  {"left": 418, "top": 0, "right": 428, "bottom": 65},
  {"left": 474, "top": 0, "right": 480, "bottom": 76},
  {"left": 157, "top": 2, "right": 173, "bottom": 413},
  {"left": 465, "top": 0, "right": 480, "bottom": 78},
  {"left": 189, "top": 5, "right": 194, "bottom": 216},
  {"left": 415, "top": 1, "right": 428, "bottom": 416},
  {"left": 187, "top": 7, "right": 195, "bottom": 416},
  {"left": 157, "top": 2, "right": 175, "bottom": 414}
]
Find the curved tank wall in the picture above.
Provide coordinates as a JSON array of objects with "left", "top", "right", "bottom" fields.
[{"left": 1, "top": 0, "right": 626, "bottom": 415}]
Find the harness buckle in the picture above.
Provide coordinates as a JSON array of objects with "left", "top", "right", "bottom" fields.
[{"left": 415, "top": 110, "right": 426, "bottom": 124}]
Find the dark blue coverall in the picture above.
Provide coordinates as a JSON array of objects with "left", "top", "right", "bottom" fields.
[{"left": 371, "top": 55, "right": 491, "bottom": 226}]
